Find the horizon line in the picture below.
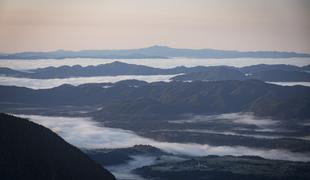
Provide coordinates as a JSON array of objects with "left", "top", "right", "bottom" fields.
[{"left": 1, "top": 45, "right": 310, "bottom": 55}]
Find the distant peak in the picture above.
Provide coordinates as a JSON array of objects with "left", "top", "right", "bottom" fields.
[
  {"left": 55, "top": 49, "right": 66, "bottom": 52},
  {"left": 108, "top": 61, "right": 128, "bottom": 65},
  {"left": 147, "top": 45, "right": 171, "bottom": 49}
]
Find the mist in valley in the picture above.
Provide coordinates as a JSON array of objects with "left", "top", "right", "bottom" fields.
[{"left": 15, "top": 114, "right": 310, "bottom": 162}]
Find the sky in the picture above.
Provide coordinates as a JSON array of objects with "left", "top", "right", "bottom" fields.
[{"left": 0, "top": 0, "right": 309, "bottom": 53}]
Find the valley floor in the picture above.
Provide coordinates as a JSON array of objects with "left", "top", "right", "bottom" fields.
[{"left": 9, "top": 113, "right": 310, "bottom": 180}]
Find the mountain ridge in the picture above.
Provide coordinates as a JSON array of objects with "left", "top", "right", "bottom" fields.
[
  {"left": 1, "top": 45, "right": 310, "bottom": 59},
  {"left": 1, "top": 62, "right": 309, "bottom": 82},
  {"left": 1, "top": 80, "right": 309, "bottom": 120}
]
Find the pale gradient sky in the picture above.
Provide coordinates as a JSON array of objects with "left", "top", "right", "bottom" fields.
[{"left": 0, "top": 0, "right": 309, "bottom": 53}]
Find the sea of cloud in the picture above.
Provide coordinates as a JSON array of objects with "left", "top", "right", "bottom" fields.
[
  {"left": 170, "top": 113, "right": 279, "bottom": 127},
  {"left": 1, "top": 58, "right": 309, "bottom": 70},
  {"left": 14, "top": 114, "right": 310, "bottom": 162},
  {"left": 0, "top": 75, "right": 176, "bottom": 89}
]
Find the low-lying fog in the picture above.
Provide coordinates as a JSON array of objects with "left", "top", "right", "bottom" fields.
[
  {"left": 169, "top": 113, "right": 309, "bottom": 140},
  {"left": 267, "top": 81, "right": 310, "bottom": 87},
  {"left": 1, "top": 76, "right": 310, "bottom": 89},
  {"left": 106, "top": 155, "right": 157, "bottom": 180},
  {"left": 171, "top": 113, "right": 279, "bottom": 126},
  {"left": 15, "top": 114, "right": 310, "bottom": 162},
  {"left": 0, "top": 75, "right": 176, "bottom": 89},
  {"left": 1, "top": 57, "right": 309, "bottom": 70}
]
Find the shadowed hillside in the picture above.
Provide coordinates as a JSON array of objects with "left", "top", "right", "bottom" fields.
[{"left": 0, "top": 113, "right": 115, "bottom": 180}]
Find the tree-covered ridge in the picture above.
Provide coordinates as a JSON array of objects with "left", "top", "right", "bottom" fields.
[{"left": 0, "top": 113, "right": 115, "bottom": 180}]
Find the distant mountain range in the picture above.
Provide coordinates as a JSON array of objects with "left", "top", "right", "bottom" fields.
[
  {"left": 1, "top": 62, "right": 310, "bottom": 82},
  {"left": 1, "top": 80, "right": 310, "bottom": 152},
  {"left": 0, "top": 113, "right": 115, "bottom": 180},
  {"left": 1, "top": 45, "right": 310, "bottom": 59},
  {"left": 1, "top": 80, "right": 309, "bottom": 120}
]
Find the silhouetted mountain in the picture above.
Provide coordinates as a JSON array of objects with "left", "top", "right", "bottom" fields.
[
  {"left": 0, "top": 61, "right": 239, "bottom": 79},
  {"left": 247, "top": 70, "right": 310, "bottom": 82},
  {"left": 1, "top": 45, "right": 309, "bottom": 59},
  {"left": 172, "top": 69, "right": 310, "bottom": 82},
  {"left": 28, "top": 61, "right": 176, "bottom": 78},
  {"left": 0, "top": 113, "right": 115, "bottom": 180},
  {"left": 0, "top": 67, "right": 28, "bottom": 77},
  {"left": 172, "top": 64, "right": 310, "bottom": 82},
  {"left": 97, "top": 81, "right": 310, "bottom": 120},
  {"left": 136, "top": 155, "right": 310, "bottom": 180},
  {"left": 302, "top": 65, "right": 310, "bottom": 71},
  {"left": 1, "top": 80, "right": 309, "bottom": 120},
  {"left": 1, "top": 62, "right": 309, "bottom": 82},
  {"left": 172, "top": 67, "right": 246, "bottom": 81},
  {"left": 0, "top": 48, "right": 166, "bottom": 59},
  {"left": 0, "top": 61, "right": 182, "bottom": 78},
  {"left": 240, "top": 64, "right": 304, "bottom": 74},
  {"left": 171, "top": 64, "right": 310, "bottom": 82}
]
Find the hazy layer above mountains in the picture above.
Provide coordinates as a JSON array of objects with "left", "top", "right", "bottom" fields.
[{"left": 1, "top": 46, "right": 310, "bottom": 59}]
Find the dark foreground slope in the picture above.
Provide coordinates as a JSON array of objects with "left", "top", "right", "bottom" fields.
[
  {"left": 137, "top": 155, "right": 310, "bottom": 180},
  {"left": 0, "top": 113, "right": 115, "bottom": 180}
]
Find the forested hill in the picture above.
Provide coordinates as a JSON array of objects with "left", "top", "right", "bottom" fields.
[
  {"left": 1, "top": 80, "right": 309, "bottom": 120},
  {"left": 0, "top": 113, "right": 115, "bottom": 180}
]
